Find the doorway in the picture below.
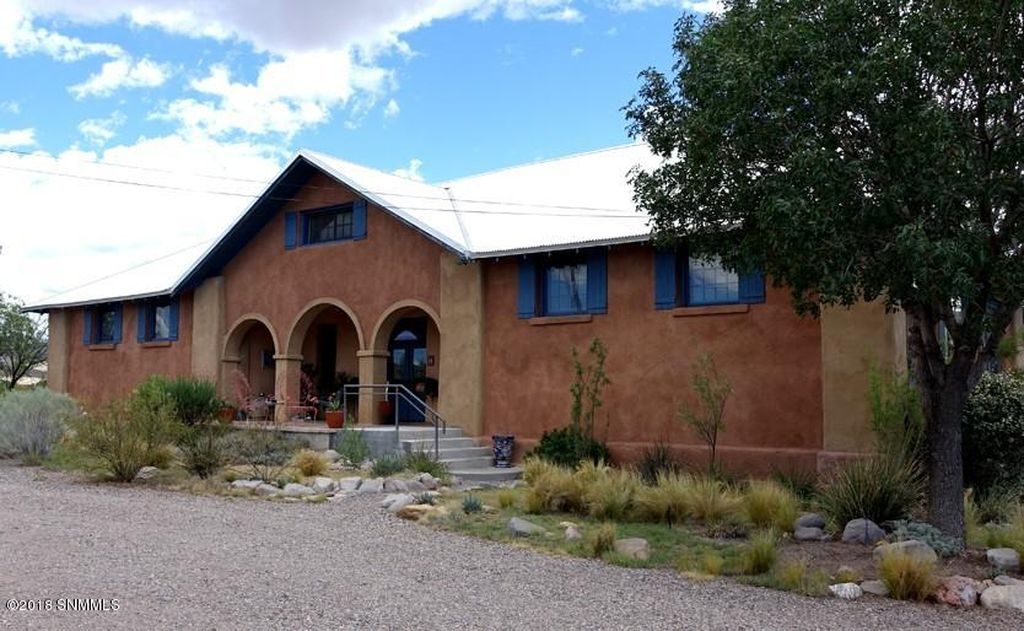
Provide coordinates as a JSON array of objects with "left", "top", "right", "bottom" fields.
[{"left": 388, "top": 317, "right": 427, "bottom": 422}]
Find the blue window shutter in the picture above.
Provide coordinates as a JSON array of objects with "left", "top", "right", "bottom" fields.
[
  {"left": 739, "top": 270, "right": 766, "bottom": 304},
  {"left": 517, "top": 258, "right": 536, "bottom": 319},
  {"left": 83, "top": 309, "right": 93, "bottom": 345},
  {"left": 137, "top": 304, "right": 148, "bottom": 342},
  {"left": 112, "top": 304, "right": 123, "bottom": 344},
  {"left": 168, "top": 300, "right": 180, "bottom": 341},
  {"left": 284, "top": 212, "right": 297, "bottom": 249},
  {"left": 586, "top": 249, "right": 608, "bottom": 314},
  {"left": 352, "top": 199, "right": 367, "bottom": 240},
  {"left": 653, "top": 250, "right": 678, "bottom": 309}
]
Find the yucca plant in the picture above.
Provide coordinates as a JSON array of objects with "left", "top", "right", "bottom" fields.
[{"left": 816, "top": 454, "right": 924, "bottom": 528}]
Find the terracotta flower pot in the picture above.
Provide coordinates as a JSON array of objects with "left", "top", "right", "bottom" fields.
[
  {"left": 378, "top": 400, "right": 394, "bottom": 423},
  {"left": 218, "top": 407, "right": 237, "bottom": 424},
  {"left": 325, "top": 410, "right": 344, "bottom": 429}
]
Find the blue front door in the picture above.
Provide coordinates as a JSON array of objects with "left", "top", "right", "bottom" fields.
[{"left": 388, "top": 318, "right": 427, "bottom": 422}]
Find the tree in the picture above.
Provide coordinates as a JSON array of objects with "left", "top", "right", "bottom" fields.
[
  {"left": 0, "top": 293, "right": 47, "bottom": 391},
  {"left": 677, "top": 353, "right": 731, "bottom": 477},
  {"left": 625, "top": 1, "right": 1024, "bottom": 537}
]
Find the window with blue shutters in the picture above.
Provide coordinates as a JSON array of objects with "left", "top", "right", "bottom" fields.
[
  {"left": 517, "top": 249, "right": 608, "bottom": 318},
  {"left": 292, "top": 200, "right": 367, "bottom": 247},
  {"left": 653, "top": 248, "right": 764, "bottom": 309},
  {"left": 137, "top": 299, "right": 179, "bottom": 343},
  {"left": 85, "top": 303, "right": 122, "bottom": 345}
]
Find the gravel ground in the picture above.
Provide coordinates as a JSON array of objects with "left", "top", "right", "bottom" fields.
[{"left": 0, "top": 464, "right": 1021, "bottom": 631}]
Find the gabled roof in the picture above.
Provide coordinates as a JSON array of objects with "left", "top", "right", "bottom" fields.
[{"left": 26, "top": 143, "right": 659, "bottom": 311}]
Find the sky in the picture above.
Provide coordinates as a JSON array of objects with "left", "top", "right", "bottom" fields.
[{"left": 0, "top": 0, "right": 718, "bottom": 305}]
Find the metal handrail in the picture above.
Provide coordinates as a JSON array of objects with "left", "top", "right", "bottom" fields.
[{"left": 342, "top": 383, "right": 448, "bottom": 459}]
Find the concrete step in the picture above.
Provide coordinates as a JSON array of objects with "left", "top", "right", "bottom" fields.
[
  {"left": 401, "top": 437, "right": 478, "bottom": 452},
  {"left": 439, "top": 455, "right": 495, "bottom": 469},
  {"left": 352, "top": 426, "right": 464, "bottom": 441},
  {"left": 429, "top": 447, "right": 492, "bottom": 460},
  {"left": 450, "top": 466, "right": 523, "bottom": 484}
]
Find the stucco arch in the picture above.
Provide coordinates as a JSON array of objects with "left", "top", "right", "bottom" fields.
[
  {"left": 223, "top": 313, "right": 280, "bottom": 359},
  {"left": 284, "top": 297, "right": 366, "bottom": 356},
  {"left": 370, "top": 299, "right": 442, "bottom": 351}
]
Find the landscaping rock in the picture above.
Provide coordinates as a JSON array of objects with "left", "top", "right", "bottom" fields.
[
  {"left": 134, "top": 466, "right": 160, "bottom": 481},
  {"left": 980, "top": 585, "right": 1024, "bottom": 612},
  {"left": 404, "top": 479, "right": 427, "bottom": 492},
  {"left": 794, "top": 526, "right": 826, "bottom": 542},
  {"left": 281, "top": 483, "right": 315, "bottom": 498},
  {"left": 416, "top": 473, "right": 439, "bottom": 490},
  {"left": 358, "top": 477, "right": 384, "bottom": 494},
  {"left": 828, "top": 583, "right": 862, "bottom": 600},
  {"left": 872, "top": 540, "right": 938, "bottom": 564},
  {"left": 384, "top": 478, "right": 409, "bottom": 493},
  {"left": 933, "top": 576, "right": 982, "bottom": 607},
  {"left": 614, "top": 538, "right": 650, "bottom": 561},
  {"left": 508, "top": 517, "right": 547, "bottom": 537},
  {"left": 794, "top": 512, "right": 826, "bottom": 530},
  {"left": 323, "top": 449, "right": 340, "bottom": 463},
  {"left": 311, "top": 477, "right": 336, "bottom": 494},
  {"left": 328, "top": 462, "right": 346, "bottom": 471},
  {"left": 231, "top": 479, "right": 263, "bottom": 490},
  {"left": 565, "top": 526, "right": 582, "bottom": 541},
  {"left": 383, "top": 494, "right": 416, "bottom": 513},
  {"left": 987, "top": 548, "right": 1021, "bottom": 573},
  {"left": 860, "top": 580, "right": 889, "bottom": 597},
  {"left": 254, "top": 483, "right": 279, "bottom": 497},
  {"left": 994, "top": 575, "right": 1024, "bottom": 586},
  {"left": 841, "top": 518, "right": 885, "bottom": 545},
  {"left": 337, "top": 477, "right": 362, "bottom": 492},
  {"left": 395, "top": 504, "right": 446, "bottom": 522}
]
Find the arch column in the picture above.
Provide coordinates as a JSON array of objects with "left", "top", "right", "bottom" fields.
[
  {"left": 219, "top": 356, "right": 242, "bottom": 400},
  {"left": 357, "top": 350, "right": 388, "bottom": 424},
  {"left": 274, "top": 354, "right": 304, "bottom": 422}
]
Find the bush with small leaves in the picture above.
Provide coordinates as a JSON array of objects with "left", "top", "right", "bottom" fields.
[
  {"left": 877, "top": 551, "right": 935, "bottom": 601},
  {"left": 889, "top": 520, "right": 964, "bottom": 557},
  {"left": 462, "top": 494, "right": 483, "bottom": 514},
  {"left": 178, "top": 422, "right": 228, "bottom": 479},
  {"left": 0, "top": 388, "right": 78, "bottom": 464},
  {"left": 223, "top": 428, "right": 297, "bottom": 482},
  {"left": 71, "top": 396, "right": 177, "bottom": 482},
  {"left": 293, "top": 449, "right": 329, "bottom": 477},
  {"left": 371, "top": 453, "right": 407, "bottom": 477},
  {"left": 742, "top": 530, "right": 778, "bottom": 575},
  {"left": 587, "top": 522, "right": 617, "bottom": 558}
]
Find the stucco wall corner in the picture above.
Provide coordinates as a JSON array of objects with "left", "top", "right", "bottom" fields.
[
  {"left": 191, "top": 276, "right": 225, "bottom": 387},
  {"left": 47, "top": 310, "right": 71, "bottom": 394},
  {"left": 438, "top": 253, "right": 485, "bottom": 437}
]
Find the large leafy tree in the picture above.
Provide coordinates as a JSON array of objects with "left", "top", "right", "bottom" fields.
[
  {"left": 0, "top": 293, "right": 47, "bottom": 391},
  {"left": 625, "top": 0, "right": 1024, "bottom": 537}
]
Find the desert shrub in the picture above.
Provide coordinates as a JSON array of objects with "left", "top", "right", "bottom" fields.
[
  {"left": 161, "top": 377, "right": 221, "bottom": 426},
  {"left": 336, "top": 429, "right": 370, "bottom": 466},
  {"left": 637, "top": 442, "right": 678, "bottom": 485},
  {"left": 524, "top": 462, "right": 584, "bottom": 513},
  {"left": 877, "top": 551, "right": 935, "bottom": 601},
  {"left": 584, "top": 468, "right": 639, "bottom": 521},
  {"left": 686, "top": 476, "right": 741, "bottom": 524},
  {"left": 867, "top": 367, "right": 924, "bottom": 462},
  {"left": 462, "top": 494, "right": 483, "bottom": 514},
  {"left": 497, "top": 488, "right": 517, "bottom": 509},
  {"left": 700, "top": 551, "right": 725, "bottom": 575},
  {"left": 531, "top": 426, "right": 610, "bottom": 468},
  {"left": 71, "top": 396, "right": 177, "bottom": 482},
  {"left": 890, "top": 520, "right": 964, "bottom": 557},
  {"left": 371, "top": 453, "right": 407, "bottom": 477},
  {"left": 178, "top": 423, "right": 228, "bottom": 479},
  {"left": 293, "top": 449, "right": 329, "bottom": 477},
  {"left": 982, "top": 505, "right": 1024, "bottom": 556},
  {"left": 0, "top": 388, "right": 78, "bottom": 464},
  {"left": 634, "top": 471, "right": 691, "bottom": 527},
  {"left": 816, "top": 454, "right": 923, "bottom": 528},
  {"left": 963, "top": 371, "right": 1024, "bottom": 497},
  {"left": 523, "top": 457, "right": 561, "bottom": 485},
  {"left": 742, "top": 530, "right": 778, "bottom": 574},
  {"left": 587, "top": 522, "right": 617, "bottom": 558},
  {"left": 224, "top": 428, "right": 297, "bottom": 482},
  {"left": 834, "top": 566, "right": 861, "bottom": 584},
  {"left": 414, "top": 492, "right": 437, "bottom": 506},
  {"left": 775, "top": 560, "right": 829, "bottom": 596},
  {"left": 405, "top": 449, "right": 450, "bottom": 480},
  {"left": 743, "top": 479, "right": 799, "bottom": 532},
  {"left": 769, "top": 468, "right": 819, "bottom": 503}
]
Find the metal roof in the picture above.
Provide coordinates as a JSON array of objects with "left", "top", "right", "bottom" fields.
[{"left": 25, "top": 143, "right": 659, "bottom": 311}]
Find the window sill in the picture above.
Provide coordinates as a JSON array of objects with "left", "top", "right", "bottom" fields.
[
  {"left": 528, "top": 314, "right": 593, "bottom": 326},
  {"left": 87, "top": 343, "right": 117, "bottom": 351},
  {"left": 672, "top": 304, "right": 750, "bottom": 318},
  {"left": 140, "top": 340, "right": 172, "bottom": 348}
]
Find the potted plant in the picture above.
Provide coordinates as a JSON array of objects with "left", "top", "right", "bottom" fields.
[
  {"left": 378, "top": 399, "right": 394, "bottom": 423},
  {"left": 217, "top": 399, "right": 237, "bottom": 424},
  {"left": 324, "top": 396, "right": 344, "bottom": 429},
  {"left": 492, "top": 433, "right": 515, "bottom": 468}
]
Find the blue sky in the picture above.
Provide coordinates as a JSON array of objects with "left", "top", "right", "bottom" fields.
[{"left": 0, "top": 0, "right": 716, "bottom": 303}]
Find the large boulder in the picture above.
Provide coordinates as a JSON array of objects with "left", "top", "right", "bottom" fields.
[
  {"left": 382, "top": 493, "right": 416, "bottom": 513},
  {"left": 311, "top": 477, "right": 336, "bottom": 494},
  {"left": 987, "top": 548, "right": 1021, "bottom": 573},
  {"left": 337, "top": 477, "right": 362, "bottom": 492},
  {"left": 323, "top": 449, "right": 341, "bottom": 463},
  {"left": 281, "top": 483, "right": 315, "bottom": 498},
  {"left": 255, "top": 483, "right": 279, "bottom": 497},
  {"left": 358, "top": 477, "right": 384, "bottom": 494},
  {"left": 508, "top": 517, "right": 547, "bottom": 537},
  {"left": 872, "top": 540, "right": 938, "bottom": 564},
  {"left": 860, "top": 580, "right": 889, "bottom": 597},
  {"left": 384, "top": 478, "right": 410, "bottom": 493},
  {"left": 994, "top": 575, "right": 1024, "bottom": 586},
  {"left": 794, "top": 526, "right": 825, "bottom": 542},
  {"left": 980, "top": 585, "right": 1024, "bottom": 612},
  {"left": 933, "top": 576, "right": 982, "bottom": 607},
  {"left": 405, "top": 479, "right": 427, "bottom": 492},
  {"left": 794, "top": 513, "right": 826, "bottom": 530},
  {"left": 416, "top": 473, "right": 439, "bottom": 490},
  {"left": 841, "top": 518, "right": 885, "bottom": 545},
  {"left": 613, "top": 538, "right": 650, "bottom": 561}
]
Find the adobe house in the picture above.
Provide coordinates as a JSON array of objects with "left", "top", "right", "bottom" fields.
[{"left": 28, "top": 144, "right": 909, "bottom": 474}]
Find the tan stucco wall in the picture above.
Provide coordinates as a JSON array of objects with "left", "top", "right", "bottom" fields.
[
  {"left": 438, "top": 254, "right": 485, "bottom": 436},
  {"left": 191, "top": 276, "right": 225, "bottom": 385},
  {"left": 820, "top": 300, "right": 907, "bottom": 456},
  {"left": 46, "top": 310, "right": 70, "bottom": 394}
]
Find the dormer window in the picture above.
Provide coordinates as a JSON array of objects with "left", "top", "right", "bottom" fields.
[{"left": 304, "top": 205, "right": 354, "bottom": 245}]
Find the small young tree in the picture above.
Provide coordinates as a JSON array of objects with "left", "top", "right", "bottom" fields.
[
  {"left": 0, "top": 293, "right": 47, "bottom": 391},
  {"left": 570, "top": 337, "right": 611, "bottom": 445},
  {"left": 677, "top": 353, "right": 731, "bottom": 476}
]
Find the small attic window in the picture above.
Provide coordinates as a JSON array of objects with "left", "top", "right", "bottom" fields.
[{"left": 304, "top": 205, "right": 354, "bottom": 244}]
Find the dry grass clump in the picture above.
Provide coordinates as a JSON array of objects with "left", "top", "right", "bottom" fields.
[
  {"left": 743, "top": 479, "right": 799, "bottom": 532},
  {"left": 686, "top": 476, "right": 741, "bottom": 524},
  {"left": 524, "top": 462, "right": 583, "bottom": 513},
  {"left": 877, "top": 551, "right": 935, "bottom": 601},
  {"left": 496, "top": 488, "right": 517, "bottom": 510},
  {"left": 634, "top": 471, "right": 692, "bottom": 526},
  {"left": 774, "top": 560, "right": 829, "bottom": 596},
  {"left": 293, "top": 449, "right": 329, "bottom": 477},
  {"left": 587, "top": 522, "right": 618, "bottom": 558},
  {"left": 584, "top": 468, "right": 640, "bottom": 520},
  {"left": 741, "top": 530, "right": 778, "bottom": 575}
]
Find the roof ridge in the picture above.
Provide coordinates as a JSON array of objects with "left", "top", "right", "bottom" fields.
[
  {"left": 299, "top": 148, "right": 445, "bottom": 188},
  {"left": 437, "top": 141, "right": 644, "bottom": 185}
]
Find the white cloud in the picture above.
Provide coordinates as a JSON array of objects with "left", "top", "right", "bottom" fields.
[
  {"left": 570, "top": 46, "right": 584, "bottom": 56},
  {"left": 603, "top": 0, "right": 722, "bottom": 13},
  {"left": 0, "top": 100, "right": 20, "bottom": 114},
  {"left": 77, "top": 112, "right": 127, "bottom": 145},
  {"left": 383, "top": 98, "right": 400, "bottom": 118},
  {"left": 69, "top": 57, "right": 172, "bottom": 99},
  {"left": 0, "top": 127, "right": 36, "bottom": 148},
  {"left": 392, "top": 158, "right": 424, "bottom": 182}
]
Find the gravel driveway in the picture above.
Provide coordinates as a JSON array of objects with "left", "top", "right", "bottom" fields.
[{"left": 0, "top": 464, "right": 1020, "bottom": 631}]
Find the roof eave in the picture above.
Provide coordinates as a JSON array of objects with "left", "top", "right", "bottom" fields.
[
  {"left": 469, "top": 234, "right": 651, "bottom": 259},
  {"left": 23, "top": 288, "right": 175, "bottom": 313}
]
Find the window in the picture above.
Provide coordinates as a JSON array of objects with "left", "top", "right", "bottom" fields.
[
  {"left": 687, "top": 256, "right": 739, "bottom": 305},
  {"left": 543, "top": 256, "right": 588, "bottom": 315},
  {"left": 304, "top": 206, "right": 353, "bottom": 245},
  {"left": 653, "top": 248, "right": 764, "bottom": 309},
  {"left": 137, "top": 300, "right": 178, "bottom": 343},
  {"left": 517, "top": 249, "right": 607, "bottom": 319},
  {"left": 97, "top": 306, "right": 118, "bottom": 343}
]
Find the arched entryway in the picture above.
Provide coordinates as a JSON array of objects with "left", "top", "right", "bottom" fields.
[
  {"left": 222, "top": 314, "right": 279, "bottom": 419},
  {"left": 370, "top": 301, "right": 441, "bottom": 423}
]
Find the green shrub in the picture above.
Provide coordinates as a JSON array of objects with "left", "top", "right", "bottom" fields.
[
  {"left": 293, "top": 449, "right": 329, "bottom": 477},
  {"left": 816, "top": 454, "right": 923, "bottom": 528},
  {"left": 743, "top": 479, "right": 799, "bottom": 532},
  {"left": 530, "top": 426, "right": 610, "bottom": 468},
  {"left": 700, "top": 551, "right": 725, "bottom": 575},
  {"left": 963, "top": 371, "right": 1024, "bottom": 497},
  {"left": 584, "top": 469, "right": 639, "bottom": 520},
  {"left": 71, "top": 396, "right": 177, "bottom": 482},
  {"left": 587, "top": 522, "right": 617, "bottom": 558},
  {"left": 0, "top": 389, "right": 78, "bottom": 464},
  {"left": 523, "top": 457, "right": 562, "bottom": 485},
  {"left": 686, "top": 476, "right": 741, "bottom": 524},
  {"left": 497, "top": 488, "right": 517, "bottom": 509},
  {"left": 223, "top": 428, "right": 297, "bottom": 482},
  {"left": 834, "top": 565, "right": 861, "bottom": 584},
  {"left": 769, "top": 468, "right": 819, "bottom": 503},
  {"left": 462, "top": 494, "right": 483, "bottom": 514},
  {"left": 877, "top": 551, "right": 935, "bottom": 601},
  {"left": 178, "top": 423, "right": 228, "bottom": 479},
  {"left": 336, "top": 429, "right": 370, "bottom": 467},
  {"left": 742, "top": 530, "right": 778, "bottom": 575},
  {"left": 371, "top": 453, "right": 407, "bottom": 477},
  {"left": 634, "top": 471, "right": 691, "bottom": 526},
  {"left": 405, "top": 449, "right": 450, "bottom": 480},
  {"left": 414, "top": 492, "right": 437, "bottom": 506},
  {"left": 637, "top": 442, "right": 678, "bottom": 485},
  {"left": 161, "top": 377, "right": 221, "bottom": 426},
  {"left": 867, "top": 367, "right": 924, "bottom": 462},
  {"left": 890, "top": 520, "right": 964, "bottom": 557}
]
